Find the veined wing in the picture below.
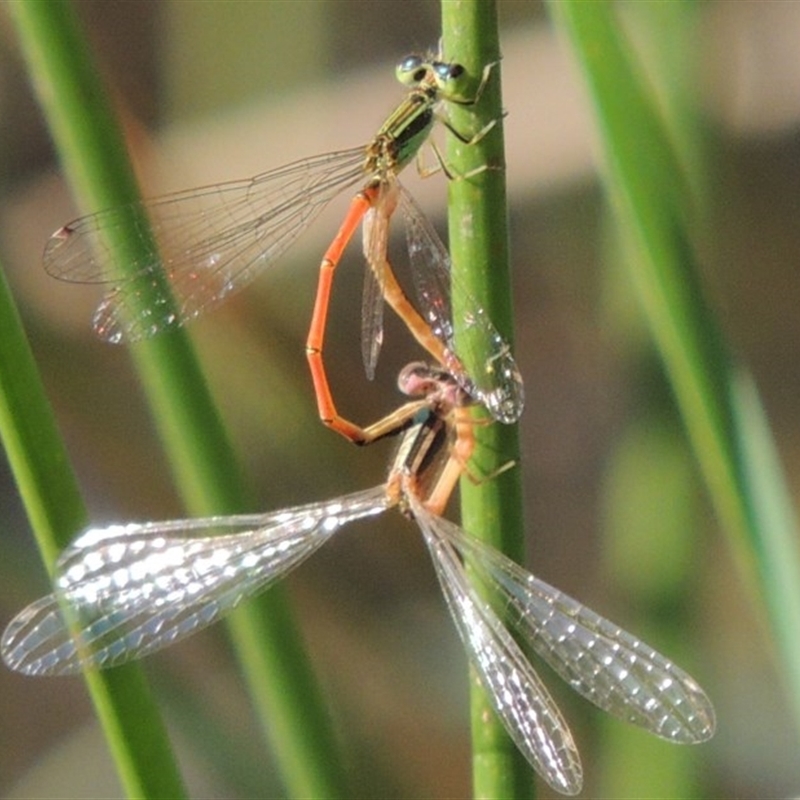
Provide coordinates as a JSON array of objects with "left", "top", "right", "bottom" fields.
[
  {"left": 44, "top": 149, "right": 367, "bottom": 343},
  {"left": 411, "top": 497, "right": 583, "bottom": 795},
  {"left": 1, "top": 486, "right": 388, "bottom": 675},
  {"left": 360, "top": 202, "right": 387, "bottom": 380},
  {"left": 399, "top": 184, "right": 524, "bottom": 424},
  {"left": 431, "top": 510, "right": 716, "bottom": 744}
]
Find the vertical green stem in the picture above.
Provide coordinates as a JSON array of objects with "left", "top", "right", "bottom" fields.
[
  {"left": 8, "top": 2, "right": 347, "bottom": 797},
  {"left": 0, "top": 262, "right": 187, "bottom": 798},
  {"left": 441, "top": 2, "right": 531, "bottom": 798}
]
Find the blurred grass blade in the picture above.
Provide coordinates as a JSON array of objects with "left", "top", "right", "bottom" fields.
[
  {"left": 600, "top": 411, "right": 709, "bottom": 798},
  {"left": 8, "top": 2, "right": 347, "bottom": 797},
  {"left": 550, "top": 0, "right": 800, "bottom": 738},
  {"left": 0, "top": 256, "right": 188, "bottom": 798},
  {"left": 441, "top": 2, "right": 530, "bottom": 798}
]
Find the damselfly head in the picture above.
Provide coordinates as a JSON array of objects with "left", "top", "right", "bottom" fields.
[
  {"left": 397, "top": 361, "right": 469, "bottom": 409},
  {"left": 394, "top": 54, "right": 468, "bottom": 98}
]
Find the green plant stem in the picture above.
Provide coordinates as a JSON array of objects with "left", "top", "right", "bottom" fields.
[
  {"left": 441, "top": 3, "right": 531, "bottom": 798},
  {"left": 0, "top": 259, "right": 187, "bottom": 798},
  {"left": 8, "top": 2, "right": 347, "bottom": 797},
  {"left": 550, "top": 0, "right": 800, "bottom": 741}
]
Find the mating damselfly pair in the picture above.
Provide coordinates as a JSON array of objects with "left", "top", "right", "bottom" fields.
[{"left": 2, "top": 52, "right": 714, "bottom": 795}]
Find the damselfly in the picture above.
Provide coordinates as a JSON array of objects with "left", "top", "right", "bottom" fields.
[
  {"left": 44, "top": 54, "right": 523, "bottom": 436},
  {"left": 2, "top": 363, "right": 714, "bottom": 795}
]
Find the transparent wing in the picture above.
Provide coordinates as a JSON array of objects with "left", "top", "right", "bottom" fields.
[
  {"left": 44, "top": 149, "right": 367, "bottom": 343},
  {"left": 360, "top": 203, "right": 386, "bottom": 380},
  {"left": 411, "top": 497, "right": 583, "bottom": 796},
  {"left": 2, "top": 486, "right": 388, "bottom": 675},
  {"left": 399, "top": 184, "right": 524, "bottom": 424},
  {"left": 425, "top": 507, "right": 716, "bottom": 745}
]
